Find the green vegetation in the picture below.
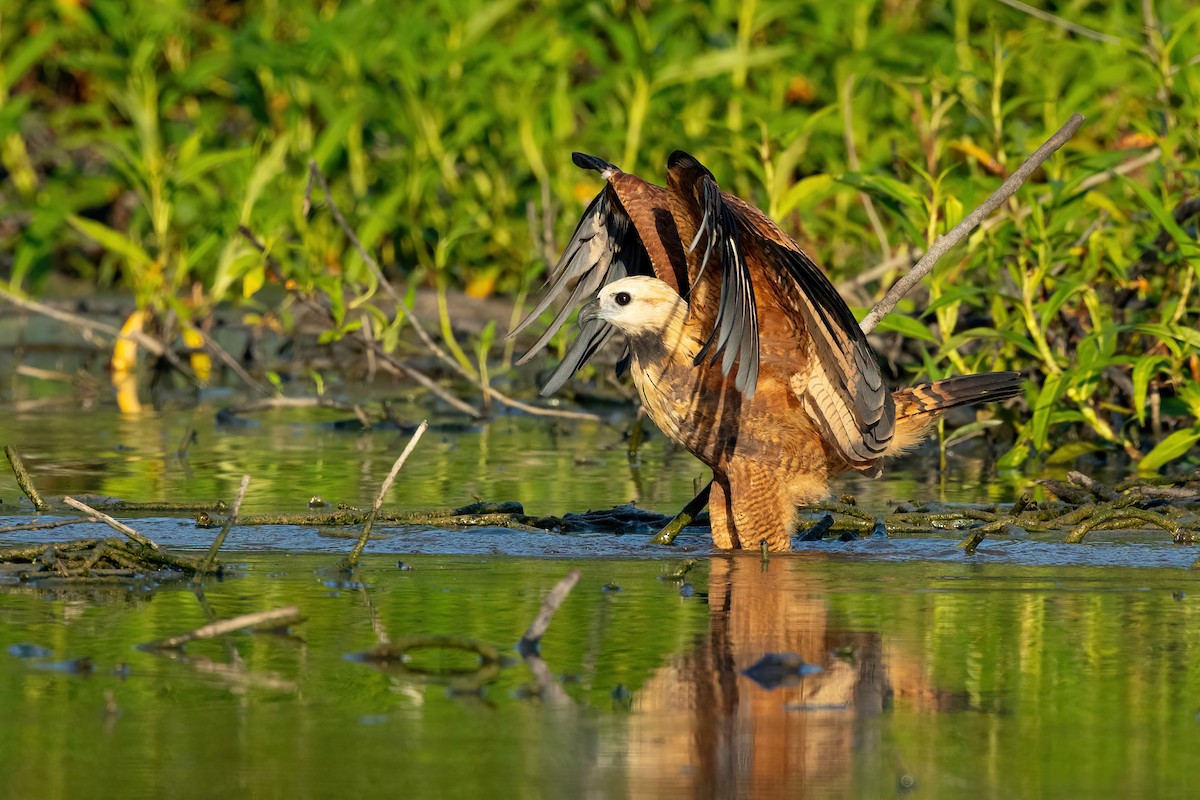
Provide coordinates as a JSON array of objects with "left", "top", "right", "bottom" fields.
[{"left": 2, "top": 0, "right": 1199, "bottom": 472}]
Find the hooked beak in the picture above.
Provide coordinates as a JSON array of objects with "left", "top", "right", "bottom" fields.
[{"left": 579, "top": 297, "right": 604, "bottom": 326}]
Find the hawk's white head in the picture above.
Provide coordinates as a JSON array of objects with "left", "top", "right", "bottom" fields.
[{"left": 581, "top": 275, "right": 688, "bottom": 337}]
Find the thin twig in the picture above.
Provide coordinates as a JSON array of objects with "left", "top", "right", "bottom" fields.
[
  {"left": 236, "top": 225, "right": 484, "bottom": 418},
  {"left": 0, "top": 518, "right": 88, "bottom": 535},
  {"left": 62, "top": 496, "right": 162, "bottom": 552},
  {"left": 859, "top": 112, "right": 1085, "bottom": 334},
  {"left": 519, "top": 567, "right": 577, "bottom": 708},
  {"left": 194, "top": 328, "right": 273, "bottom": 395},
  {"left": 519, "top": 569, "right": 582, "bottom": 651},
  {"left": 995, "top": 0, "right": 1123, "bottom": 45},
  {"left": 222, "top": 396, "right": 369, "bottom": 416},
  {"left": 1076, "top": 147, "right": 1161, "bottom": 193},
  {"left": 197, "top": 475, "right": 250, "bottom": 577},
  {"left": 0, "top": 287, "right": 194, "bottom": 380},
  {"left": 4, "top": 445, "right": 49, "bottom": 512},
  {"left": 176, "top": 423, "right": 196, "bottom": 459},
  {"left": 307, "top": 162, "right": 602, "bottom": 423},
  {"left": 1170, "top": 53, "right": 1200, "bottom": 76},
  {"left": 345, "top": 420, "right": 429, "bottom": 568},
  {"left": 141, "top": 606, "right": 304, "bottom": 650}
]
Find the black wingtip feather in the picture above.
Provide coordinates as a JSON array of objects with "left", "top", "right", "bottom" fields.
[
  {"left": 666, "top": 150, "right": 715, "bottom": 181},
  {"left": 572, "top": 152, "right": 617, "bottom": 174}
]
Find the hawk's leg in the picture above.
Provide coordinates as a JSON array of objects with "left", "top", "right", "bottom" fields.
[
  {"left": 707, "top": 477, "right": 739, "bottom": 550},
  {"left": 726, "top": 464, "right": 796, "bottom": 552}
]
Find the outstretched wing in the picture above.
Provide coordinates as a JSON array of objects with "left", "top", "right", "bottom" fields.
[
  {"left": 754, "top": 236, "right": 894, "bottom": 470},
  {"left": 665, "top": 151, "right": 760, "bottom": 396},
  {"left": 510, "top": 153, "right": 683, "bottom": 396}
]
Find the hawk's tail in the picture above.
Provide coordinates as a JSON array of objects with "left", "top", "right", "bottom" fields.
[{"left": 887, "top": 372, "right": 1023, "bottom": 457}]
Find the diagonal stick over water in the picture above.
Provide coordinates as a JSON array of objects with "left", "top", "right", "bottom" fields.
[
  {"left": 344, "top": 420, "right": 430, "bottom": 568},
  {"left": 859, "top": 112, "right": 1085, "bottom": 334},
  {"left": 63, "top": 495, "right": 161, "bottom": 551},
  {"left": 197, "top": 474, "right": 251, "bottom": 577}
]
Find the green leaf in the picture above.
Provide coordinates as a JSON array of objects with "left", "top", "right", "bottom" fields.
[
  {"left": 652, "top": 45, "right": 794, "bottom": 88},
  {"left": 1122, "top": 178, "right": 1197, "bottom": 257},
  {"left": 925, "top": 285, "right": 985, "bottom": 314},
  {"left": 1038, "top": 280, "right": 1084, "bottom": 332},
  {"left": 1046, "top": 441, "right": 1106, "bottom": 466},
  {"left": 240, "top": 135, "right": 292, "bottom": 226},
  {"left": 1031, "top": 373, "right": 1066, "bottom": 451},
  {"left": 996, "top": 441, "right": 1030, "bottom": 472},
  {"left": 67, "top": 215, "right": 153, "bottom": 269},
  {"left": 1138, "top": 427, "right": 1200, "bottom": 473},
  {"left": 834, "top": 172, "right": 924, "bottom": 210},
  {"left": 777, "top": 174, "right": 835, "bottom": 219},
  {"left": 477, "top": 319, "right": 497, "bottom": 356},
  {"left": 1134, "top": 324, "right": 1200, "bottom": 355},
  {"left": 176, "top": 147, "right": 252, "bottom": 187},
  {"left": 1131, "top": 355, "right": 1169, "bottom": 425},
  {"left": 943, "top": 419, "right": 1004, "bottom": 447},
  {"left": 3, "top": 29, "right": 58, "bottom": 92},
  {"left": 871, "top": 313, "right": 938, "bottom": 343}
]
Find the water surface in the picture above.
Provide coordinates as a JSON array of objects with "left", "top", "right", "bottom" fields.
[
  {"left": 2, "top": 555, "right": 1198, "bottom": 798},
  {"left": 2, "top": 404, "right": 1197, "bottom": 798}
]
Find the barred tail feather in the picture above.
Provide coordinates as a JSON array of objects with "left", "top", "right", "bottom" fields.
[{"left": 886, "top": 371, "right": 1022, "bottom": 456}]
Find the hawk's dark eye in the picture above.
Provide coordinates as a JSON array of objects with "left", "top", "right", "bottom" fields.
[{"left": 614, "top": 291, "right": 632, "bottom": 307}]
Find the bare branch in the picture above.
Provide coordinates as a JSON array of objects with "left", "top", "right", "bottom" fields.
[
  {"left": 193, "top": 327, "right": 273, "bottom": 395},
  {"left": 4, "top": 445, "right": 49, "bottom": 512},
  {"left": 237, "top": 223, "right": 486, "bottom": 418},
  {"left": 345, "top": 420, "right": 430, "bottom": 568},
  {"left": 860, "top": 112, "right": 1085, "bottom": 334},
  {"left": 63, "top": 495, "right": 162, "bottom": 552},
  {"left": 198, "top": 474, "right": 251, "bottom": 576},
  {"left": 0, "top": 287, "right": 194, "bottom": 380}
]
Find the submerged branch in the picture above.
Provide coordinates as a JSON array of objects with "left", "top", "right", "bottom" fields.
[
  {"left": 520, "top": 569, "right": 582, "bottom": 651},
  {"left": 651, "top": 481, "right": 712, "bottom": 545},
  {"left": 141, "top": 606, "right": 304, "bottom": 650},
  {"left": 63, "top": 495, "right": 162, "bottom": 552}
]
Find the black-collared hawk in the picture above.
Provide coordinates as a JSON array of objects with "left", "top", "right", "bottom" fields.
[{"left": 512, "top": 152, "right": 1020, "bottom": 550}]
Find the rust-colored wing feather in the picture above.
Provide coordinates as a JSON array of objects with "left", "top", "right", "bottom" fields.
[
  {"left": 726, "top": 184, "right": 894, "bottom": 470},
  {"left": 664, "top": 150, "right": 891, "bottom": 463},
  {"left": 509, "top": 153, "right": 686, "bottom": 396},
  {"left": 756, "top": 237, "right": 894, "bottom": 470}
]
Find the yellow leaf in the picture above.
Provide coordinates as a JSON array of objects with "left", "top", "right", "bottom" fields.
[
  {"left": 114, "top": 373, "right": 142, "bottom": 415},
  {"left": 243, "top": 264, "right": 265, "bottom": 298},
  {"left": 112, "top": 309, "right": 147, "bottom": 377},
  {"left": 182, "top": 326, "right": 211, "bottom": 384},
  {"left": 465, "top": 270, "right": 498, "bottom": 299}
]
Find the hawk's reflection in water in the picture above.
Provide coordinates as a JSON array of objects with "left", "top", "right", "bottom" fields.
[{"left": 620, "top": 557, "right": 968, "bottom": 798}]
